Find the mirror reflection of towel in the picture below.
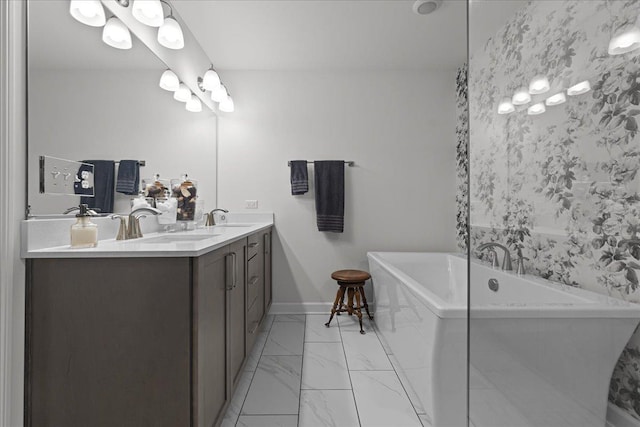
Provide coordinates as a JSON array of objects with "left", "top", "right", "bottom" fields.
[
  {"left": 80, "top": 160, "right": 115, "bottom": 213},
  {"left": 115, "top": 160, "right": 140, "bottom": 195}
]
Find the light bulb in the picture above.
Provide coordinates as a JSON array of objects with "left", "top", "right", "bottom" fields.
[
  {"left": 102, "top": 17, "right": 132, "bottom": 50},
  {"left": 186, "top": 95, "right": 202, "bottom": 113},
  {"left": 174, "top": 83, "right": 190, "bottom": 102},
  {"left": 159, "top": 70, "right": 179, "bottom": 91},
  {"left": 132, "top": 0, "right": 164, "bottom": 27},
  {"left": 219, "top": 96, "right": 234, "bottom": 112},
  {"left": 527, "top": 103, "right": 546, "bottom": 115},
  {"left": 545, "top": 92, "right": 566, "bottom": 106},
  {"left": 567, "top": 80, "right": 591, "bottom": 96},
  {"left": 202, "top": 69, "right": 221, "bottom": 92},
  {"left": 512, "top": 87, "right": 531, "bottom": 105},
  {"left": 69, "top": 0, "right": 106, "bottom": 27},
  {"left": 211, "top": 84, "right": 227, "bottom": 102},
  {"left": 609, "top": 19, "right": 640, "bottom": 55},
  {"left": 158, "top": 16, "right": 184, "bottom": 50},
  {"left": 497, "top": 98, "right": 515, "bottom": 114},
  {"left": 529, "top": 75, "right": 550, "bottom": 95}
]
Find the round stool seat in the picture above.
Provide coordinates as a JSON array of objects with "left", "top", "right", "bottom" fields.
[{"left": 331, "top": 269, "right": 371, "bottom": 283}]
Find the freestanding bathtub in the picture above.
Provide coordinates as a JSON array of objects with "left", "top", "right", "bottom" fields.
[{"left": 367, "top": 252, "right": 640, "bottom": 427}]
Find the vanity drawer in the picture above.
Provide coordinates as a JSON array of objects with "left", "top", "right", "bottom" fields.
[
  {"left": 247, "top": 233, "right": 260, "bottom": 260},
  {"left": 247, "top": 254, "right": 263, "bottom": 309}
]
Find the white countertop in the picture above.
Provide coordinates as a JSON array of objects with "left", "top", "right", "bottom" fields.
[{"left": 22, "top": 213, "right": 273, "bottom": 258}]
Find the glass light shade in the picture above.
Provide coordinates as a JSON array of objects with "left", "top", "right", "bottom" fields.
[
  {"left": 102, "top": 17, "right": 132, "bottom": 50},
  {"left": 173, "top": 84, "right": 191, "bottom": 102},
  {"left": 158, "top": 17, "right": 184, "bottom": 50},
  {"left": 186, "top": 95, "right": 202, "bottom": 113},
  {"left": 219, "top": 96, "right": 234, "bottom": 112},
  {"left": 608, "top": 22, "right": 640, "bottom": 55},
  {"left": 132, "top": 0, "right": 164, "bottom": 27},
  {"left": 202, "top": 69, "right": 221, "bottom": 91},
  {"left": 211, "top": 84, "right": 227, "bottom": 102},
  {"left": 512, "top": 87, "right": 531, "bottom": 105},
  {"left": 527, "top": 102, "right": 546, "bottom": 115},
  {"left": 567, "top": 80, "right": 591, "bottom": 96},
  {"left": 545, "top": 92, "right": 566, "bottom": 106},
  {"left": 529, "top": 75, "right": 550, "bottom": 95},
  {"left": 159, "top": 70, "right": 179, "bottom": 91},
  {"left": 69, "top": 0, "right": 106, "bottom": 27},
  {"left": 497, "top": 98, "right": 515, "bottom": 114}
]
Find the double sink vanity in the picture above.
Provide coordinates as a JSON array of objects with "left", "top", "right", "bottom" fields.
[{"left": 22, "top": 214, "right": 273, "bottom": 427}]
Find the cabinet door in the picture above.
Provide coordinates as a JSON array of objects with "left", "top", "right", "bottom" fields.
[
  {"left": 264, "top": 231, "right": 272, "bottom": 310},
  {"left": 194, "top": 247, "right": 229, "bottom": 427},
  {"left": 228, "top": 238, "right": 246, "bottom": 391}
]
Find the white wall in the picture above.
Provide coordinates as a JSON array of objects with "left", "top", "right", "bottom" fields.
[
  {"left": 28, "top": 69, "right": 218, "bottom": 215},
  {"left": 218, "top": 70, "right": 457, "bottom": 310}
]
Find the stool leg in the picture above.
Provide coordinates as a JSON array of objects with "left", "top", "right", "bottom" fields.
[
  {"left": 354, "top": 287, "right": 364, "bottom": 334},
  {"left": 325, "top": 286, "right": 345, "bottom": 327},
  {"left": 346, "top": 288, "right": 355, "bottom": 315},
  {"left": 336, "top": 288, "right": 346, "bottom": 316},
  {"left": 359, "top": 286, "right": 373, "bottom": 320}
]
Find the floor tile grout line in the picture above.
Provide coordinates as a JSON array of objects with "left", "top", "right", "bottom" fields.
[
  {"left": 296, "top": 315, "right": 307, "bottom": 427},
  {"left": 338, "top": 314, "right": 364, "bottom": 427}
]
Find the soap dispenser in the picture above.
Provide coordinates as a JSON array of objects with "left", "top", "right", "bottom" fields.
[{"left": 70, "top": 204, "right": 98, "bottom": 248}]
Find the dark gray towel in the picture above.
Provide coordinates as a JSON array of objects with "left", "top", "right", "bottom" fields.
[
  {"left": 80, "top": 160, "right": 115, "bottom": 213},
  {"left": 115, "top": 160, "right": 140, "bottom": 195},
  {"left": 290, "top": 160, "right": 309, "bottom": 195},
  {"left": 314, "top": 160, "right": 344, "bottom": 233}
]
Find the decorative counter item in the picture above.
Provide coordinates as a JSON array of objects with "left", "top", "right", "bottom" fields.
[
  {"left": 156, "top": 197, "right": 178, "bottom": 225},
  {"left": 171, "top": 175, "right": 197, "bottom": 221},
  {"left": 142, "top": 174, "right": 170, "bottom": 206},
  {"left": 70, "top": 204, "right": 98, "bottom": 248}
]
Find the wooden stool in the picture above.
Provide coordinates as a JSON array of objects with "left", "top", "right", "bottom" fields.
[{"left": 325, "top": 269, "right": 373, "bottom": 334}]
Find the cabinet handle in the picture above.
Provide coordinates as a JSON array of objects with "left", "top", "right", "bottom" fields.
[
  {"left": 264, "top": 234, "right": 269, "bottom": 255},
  {"left": 248, "top": 276, "right": 259, "bottom": 286},
  {"left": 249, "top": 242, "right": 259, "bottom": 248},
  {"left": 231, "top": 252, "right": 237, "bottom": 289},
  {"left": 248, "top": 321, "right": 259, "bottom": 334},
  {"left": 225, "top": 254, "right": 234, "bottom": 290}
]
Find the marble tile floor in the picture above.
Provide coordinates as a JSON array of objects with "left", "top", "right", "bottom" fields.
[{"left": 221, "top": 313, "right": 429, "bottom": 427}]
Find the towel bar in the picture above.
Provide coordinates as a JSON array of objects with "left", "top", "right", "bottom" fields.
[{"left": 287, "top": 160, "right": 354, "bottom": 167}]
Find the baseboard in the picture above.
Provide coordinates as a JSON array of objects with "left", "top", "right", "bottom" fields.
[
  {"left": 608, "top": 403, "right": 640, "bottom": 427},
  {"left": 268, "top": 302, "right": 332, "bottom": 315}
]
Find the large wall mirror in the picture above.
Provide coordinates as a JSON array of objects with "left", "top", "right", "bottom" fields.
[{"left": 27, "top": 0, "right": 217, "bottom": 216}]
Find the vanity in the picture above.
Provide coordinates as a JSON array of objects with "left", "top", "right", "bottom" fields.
[{"left": 23, "top": 217, "right": 273, "bottom": 427}]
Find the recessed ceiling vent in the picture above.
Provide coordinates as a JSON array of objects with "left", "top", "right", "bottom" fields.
[{"left": 413, "top": 0, "right": 442, "bottom": 15}]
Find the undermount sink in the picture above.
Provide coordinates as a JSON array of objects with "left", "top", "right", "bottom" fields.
[
  {"left": 213, "top": 223, "right": 256, "bottom": 228},
  {"left": 136, "top": 234, "right": 221, "bottom": 244}
]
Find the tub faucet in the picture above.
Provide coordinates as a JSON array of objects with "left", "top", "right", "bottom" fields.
[
  {"left": 476, "top": 242, "right": 513, "bottom": 271},
  {"left": 127, "top": 207, "right": 161, "bottom": 239}
]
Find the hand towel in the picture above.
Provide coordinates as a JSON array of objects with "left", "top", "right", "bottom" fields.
[
  {"left": 290, "top": 160, "right": 309, "bottom": 195},
  {"left": 115, "top": 160, "right": 140, "bottom": 195},
  {"left": 80, "top": 160, "right": 115, "bottom": 213},
  {"left": 314, "top": 160, "right": 345, "bottom": 233}
]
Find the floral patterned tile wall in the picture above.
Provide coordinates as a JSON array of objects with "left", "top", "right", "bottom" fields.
[{"left": 465, "top": 0, "right": 640, "bottom": 420}]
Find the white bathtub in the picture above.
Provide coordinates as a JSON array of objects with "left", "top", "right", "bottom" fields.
[{"left": 367, "top": 252, "right": 640, "bottom": 427}]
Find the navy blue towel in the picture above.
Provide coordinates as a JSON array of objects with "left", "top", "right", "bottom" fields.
[
  {"left": 115, "top": 160, "right": 140, "bottom": 195},
  {"left": 290, "top": 160, "right": 309, "bottom": 195},
  {"left": 80, "top": 160, "right": 115, "bottom": 213},
  {"left": 314, "top": 161, "right": 345, "bottom": 233}
]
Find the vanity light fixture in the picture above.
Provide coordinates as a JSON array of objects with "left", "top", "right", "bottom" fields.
[
  {"left": 69, "top": 0, "right": 106, "bottom": 27},
  {"left": 173, "top": 83, "right": 191, "bottom": 102},
  {"left": 211, "top": 83, "right": 228, "bottom": 103},
  {"left": 219, "top": 94, "right": 234, "bottom": 113},
  {"left": 202, "top": 67, "right": 221, "bottom": 92},
  {"left": 529, "top": 75, "right": 550, "bottom": 95},
  {"left": 157, "top": 14, "right": 184, "bottom": 50},
  {"left": 497, "top": 98, "right": 515, "bottom": 114},
  {"left": 567, "top": 80, "right": 591, "bottom": 96},
  {"left": 527, "top": 102, "right": 546, "bottom": 115},
  {"left": 159, "top": 69, "right": 179, "bottom": 91},
  {"left": 545, "top": 92, "right": 566, "bottom": 106},
  {"left": 608, "top": 17, "right": 640, "bottom": 55},
  {"left": 102, "top": 17, "right": 132, "bottom": 49},
  {"left": 512, "top": 87, "right": 531, "bottom": 105},
  {"left": 186, "top": 94, "right": 202, "bottom": 112},
  {"left": 131, "top": 0, "right": 164, "bottom": 27}
]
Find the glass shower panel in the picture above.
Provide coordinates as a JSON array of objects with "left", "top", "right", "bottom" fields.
[{"left": 468, "top": 1, "right": 640, "bottom": 426}]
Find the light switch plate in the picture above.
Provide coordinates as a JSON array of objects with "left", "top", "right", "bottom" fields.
[{"left": 245, "top": 200, "right": 258, "bottom": 209}]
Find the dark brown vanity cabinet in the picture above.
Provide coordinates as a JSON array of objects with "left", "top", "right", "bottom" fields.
[{"left": 25, "top": 229, "right": 271, "bottom": 427}]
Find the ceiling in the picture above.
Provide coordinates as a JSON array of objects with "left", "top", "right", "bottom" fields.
[{"left": 173, "top": 0, "right": 467, "bottom": 71}]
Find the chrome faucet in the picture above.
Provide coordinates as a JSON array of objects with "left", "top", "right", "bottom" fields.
[
  {"left": 476, "top": 242, "right": 513, "bottom": 271},
  {"left": 205, "top": 208, "right": 229, "bottom": 226},
  {"left": 127, "top": 207, "right": 161, "bottom": 239}
]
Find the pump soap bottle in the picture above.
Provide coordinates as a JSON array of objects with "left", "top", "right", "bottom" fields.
[{"left": 70, "top": 204, "right": 98, "bottom": 248}]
